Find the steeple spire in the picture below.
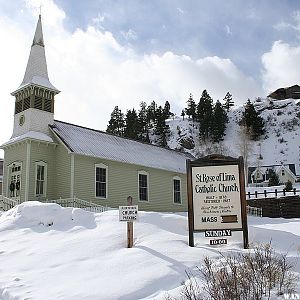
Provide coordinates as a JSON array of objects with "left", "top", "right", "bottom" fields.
[{"left": 12, "top": 14, "right": 59, "bottom": 95}]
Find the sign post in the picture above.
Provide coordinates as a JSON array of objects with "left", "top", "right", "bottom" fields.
[
  {"left": 187, "top": 155, "right": 248, "bottom": 249},
  {"left": 119, "top": 196, "right": 138, "bottom": 248}
]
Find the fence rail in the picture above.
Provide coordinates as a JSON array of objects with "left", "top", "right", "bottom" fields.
[
  {"left": 246, "top": 205, "right": 263, "bottom": 217},
  {"left": 247, "top": 188, "right": 299, "bottom": 200},
  {"left": 0, "top": 195, "right": 108, "bottom": 213},
  {"left": 0, "top": 195, "right": 21, "bottom": 212},
  {"left": 45, "top": 197, "right": 108, "bottom": 213}
]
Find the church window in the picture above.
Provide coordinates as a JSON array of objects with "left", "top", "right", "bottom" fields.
[
  {"left": 35, "top": 161, "right": 47, "bottom": 197},
  {"left": 138, "top": 171, "right": 149, "bottom": 201},
  {"left": 95, "top": 164, "right": 108, "bottom": 199},
  {"left": 173, "top": 176, "right": 182, "bottom": 204}
]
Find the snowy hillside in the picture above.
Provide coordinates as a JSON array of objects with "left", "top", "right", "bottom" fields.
[
  {"left": 0, "top": 202, "right": 299, "bottom": 299},
  {"left": 167, "top": 98, "right": 300, "bottom": 174}
]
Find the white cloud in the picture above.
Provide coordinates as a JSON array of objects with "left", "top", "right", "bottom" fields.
[
  {"left": 0, "top": 0, "right": 264, "bottom": 154},
  {"left": 262, "top": 41, "right": 300, "bottom": 93},
  {"left": 121, "top": 29, "right": 138, "bottom": 41},
  {"left": 225, "top": 25, "right": 233, "bottom": 36}
]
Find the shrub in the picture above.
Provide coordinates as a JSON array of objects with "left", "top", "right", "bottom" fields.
[
  {"left": 176, "top": 243, "right": 298, "bottom": 300},
  {"left": 285, "top": 180, "right": 293, "bottom": 191}
]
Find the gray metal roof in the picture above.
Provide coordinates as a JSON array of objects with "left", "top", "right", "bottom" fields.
[{"left": 51, "top": 120, "right": 192, "bottom": 173}]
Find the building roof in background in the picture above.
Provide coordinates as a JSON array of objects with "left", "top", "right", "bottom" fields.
[{"left": 50, "top": 120, "right": 193, "bottom": 173}]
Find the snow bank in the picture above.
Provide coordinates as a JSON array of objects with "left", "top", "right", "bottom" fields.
[{"left": 0, "top": 201, "right": 96, "bottom": 230}]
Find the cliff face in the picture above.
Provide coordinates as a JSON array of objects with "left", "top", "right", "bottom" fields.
[{"left": 268, "top": 85, "right": 300, "bottom": 100}]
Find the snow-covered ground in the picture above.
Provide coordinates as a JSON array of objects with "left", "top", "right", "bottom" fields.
[
  {"left": 0, "top": 201, "right": 299, "bottom": 299},
  {"left": 167, "top": 98, "right": 300, "bottom": 175}
]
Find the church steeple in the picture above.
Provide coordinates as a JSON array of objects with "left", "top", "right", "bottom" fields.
[
  {"left": 10, "top": 15, "right": 60, "bottom": 139},
  {"left": 12, "top": 14, "right": 59, "bottom": 94}
]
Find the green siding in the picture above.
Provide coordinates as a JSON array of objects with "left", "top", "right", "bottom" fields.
[
  {"left": 3, "top": 138, "right": 188, "bottom": 212},
  {"left": 3, "top": 143, "right": 27, "bottom": 201},
  {"left": 53, "top": 143, "right": 71, "bottom": 199},
  {"left": 73, "top": 154, "right": 187, "bottom": 212},
  {"left": 28, "top": 142, "right": 56, "bottom": 201}
]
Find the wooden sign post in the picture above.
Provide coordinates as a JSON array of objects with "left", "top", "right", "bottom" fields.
[
  {"left": 127, "top": 196, "right": 133, "bottom": 248},
  {"left": 119, "top": 196, "right": 138, "bottom": 248},
  {"left": 187, "top": 155, "right": 249, "bottom": 249}
]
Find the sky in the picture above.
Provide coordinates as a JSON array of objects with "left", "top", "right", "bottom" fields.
[{"left": 1, "top": 0, "right": 300, "bottom": 153}]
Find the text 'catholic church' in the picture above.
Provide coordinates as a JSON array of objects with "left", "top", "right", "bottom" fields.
[{"left": 1, "top": 15, "right": 191, "bottom": 212}]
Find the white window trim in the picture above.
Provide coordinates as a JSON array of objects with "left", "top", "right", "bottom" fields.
[
  {"left": 34, "top": 161, "right": 47, "bottom": 198},
  {"left": 7, "top": 161, "right": 22, "bottom": 198},
  {"left": 138, "top": 170, "right": 149, "bottom": 202},
  {"left": 173, "top": 176, "right": 182, "bottom": 205},
  {"left": 95, "top": 163, "right": 108, "bottom": 199}
]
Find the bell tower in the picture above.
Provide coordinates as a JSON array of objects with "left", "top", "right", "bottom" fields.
[{"left": 11, "top": 14, "right": 60, "bottom": 139}]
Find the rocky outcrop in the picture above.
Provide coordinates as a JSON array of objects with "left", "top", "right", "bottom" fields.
[{"left": 268, "top": 85, "right": 300, "bottom": 100}]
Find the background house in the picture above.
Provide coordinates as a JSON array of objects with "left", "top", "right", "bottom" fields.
[{"left": 248, "top": 164, "right": 296, "bottom": 187}]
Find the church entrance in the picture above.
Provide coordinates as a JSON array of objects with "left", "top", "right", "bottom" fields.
[{"left": 8, "top": 162, "right": 22, "bottom": 201}]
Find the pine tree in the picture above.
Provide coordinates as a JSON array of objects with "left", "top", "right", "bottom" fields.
[
  {"left": 211, "top": 100, "right": 228, "bottom": 142},
  {"left": 197, "top": 90, "right": 213, "bottom": 140},
  {"left": 106, "top": 106, "right": 124, "bottom": 136},
  {"left": 163, "top": 101, "right": 172, "bottom": 119},
  {"left": 155, "top": 106, "right": 170, "bottom": 147},
  {"left": 268, "top": 169, "right": 280, "bottom": 186},
  {"left": 181, "top": 109, "right": 185, "bottom": 120},
  {"left": 137, "top": 101, "right": 149, "bottom": 141},
  {"left": 185, "top": 93, "right": 197, "bottom": 121},
  {"left": 147, "top": 101, "right": 157, "bottom": 126},
  {"left": 223, "top": 92, "right": 234, "bottom": 112},
  {"left": 242, "top": 99, "right": 265, "bottom": 140},
  {"left": 124, "top": 109, "right": 139, "bottom": 140}
]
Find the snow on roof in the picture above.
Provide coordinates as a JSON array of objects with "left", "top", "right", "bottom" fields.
[
  {"left": 51, "top": 120, "right": 192, "bottom": 173},
  {"left": 0, "top": 131, "right": 54, "bottom": 148},
  {"left": 11, "top": 15, "right": 59, "bottom": 95}
]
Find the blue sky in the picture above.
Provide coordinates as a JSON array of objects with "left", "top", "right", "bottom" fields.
[
  {"left": 54, "top": 0, "right": 300, "bottom": 79},
  {"left": 0, "top": 0, "right": 300, "bottom": 149}
]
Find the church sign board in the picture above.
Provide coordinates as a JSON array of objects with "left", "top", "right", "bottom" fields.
[{"left": 186, "top": 155, "right": 248, "bottom": 249}]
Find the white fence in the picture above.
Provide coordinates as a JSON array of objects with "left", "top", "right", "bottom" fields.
[
  {"left": 0, "top": 195, "right": 108, "bottom": 213},
  {"left": 45, "top": 197, "right": 108, "bottom": 213}
]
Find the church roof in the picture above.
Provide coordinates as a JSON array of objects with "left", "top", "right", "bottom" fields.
[
  {"left": 12, "top": 15, "right": 59, "bottom": 95},
  {"left": 50, "top": 120, "right": 193, "bottom": 174}
]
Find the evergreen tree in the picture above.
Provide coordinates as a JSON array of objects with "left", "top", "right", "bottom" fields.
[
  {"left": 147, "top": 101, "right": 157, "bottom": 126},
  {"left": 181, "top": 109, "right": 186, "bottom": 120},
  {"left": 185, "top": 93, "right": 197, "bottom": 121},
  {"left": 137, "top": 101, "right": 149, "bottom": 141},
  {"left": 124, "top": 109, "right": 139, "bottom": 140},
  {"left": 197, "top": 89, "right": 213, "bottom": 140},
  {"left": 155, "top": 106, "right": 170, "bottom": 147},
  {"left": 285, "top": 180, "right": 293, "bottom": 191},
  {"left": 242, "top": 99, "right": 265, "bottom": 140},
  {"left": 223, "top": 92, "right": 234, "bottom": 112},
  {"left": 268, "top": 169, "right": 280, "bottom": 186},
  {"left": 211, "top": 100, "right": 228, "bottom": 142},
  {"left": 163, "top": 101, "right": 172, "bottom": 119},
  {"left": 106, "top": 106, "right": 124, "bottom": 136}
]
